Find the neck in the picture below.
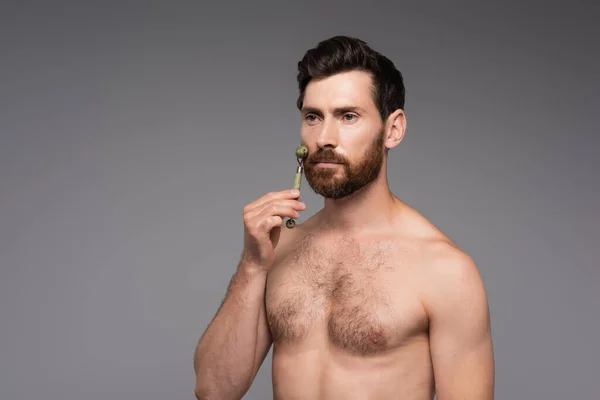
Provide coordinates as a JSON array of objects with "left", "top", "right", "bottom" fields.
[{"left": 318, "top": 169, "right": 400, "bottom": 233}]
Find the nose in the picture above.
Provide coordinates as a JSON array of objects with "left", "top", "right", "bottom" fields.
[{"left": 315, "top": 118, "right": 339, "bottom": 149}]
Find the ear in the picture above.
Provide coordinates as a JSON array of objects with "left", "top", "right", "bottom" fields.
[{"left": 384, "top": 109, "right": 406, "bottom": 150}]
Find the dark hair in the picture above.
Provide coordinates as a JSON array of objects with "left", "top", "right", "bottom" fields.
[{"left": 296, "top": 36, "right": 405, "bottom": 122}]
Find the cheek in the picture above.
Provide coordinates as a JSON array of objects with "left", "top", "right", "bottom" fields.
[
  {"left": 299, "top": 127, "right": 309, "bottom": 141},
  {"left": 339, "top": 133, "right": 367, "bottom": 153},
  {"left": 301, "top": 122, "right": 319, "bottom": 135},
  {"left": 340, "top": 120, "right": 371, "bottom": 136},
  {"left": 300, "top": 125, "right": 320, "bottom": 149}
]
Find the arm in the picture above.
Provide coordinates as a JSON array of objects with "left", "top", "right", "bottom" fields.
[
  {"left": 425, "top": 248, "right": 495, "bottom": 400},
  {"left": 193, "top": 262, "right": 273, "bottom": 400}
]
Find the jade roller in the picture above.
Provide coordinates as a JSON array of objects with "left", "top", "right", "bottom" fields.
[{"left": 285, "top": 145, "right": 309, "bottom": 229}]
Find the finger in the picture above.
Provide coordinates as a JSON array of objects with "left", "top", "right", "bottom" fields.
[
  {"left": 246, "top": 199, "right": 305, "bottom": 222},
  {"left": 259, "top": 199, "right": 305, "bottom": 214},
  {"left": 247, "top": 214, "right": 284, "bottom": 238},
  {"left": 259, "top": 204, "right": 301, "bottom": 222},
  {"left": 259, "top": 215, "right": 284, "bottom": 234},
  {"left": 244, "top": 189, "right": 300, "bottom": 214},
  {"left": 249, "top": 206, "right": 300, "bottom": 234},
  {"left": 249, "top": 189, "right": 300, "bottom": 213},
  {"left": 256, "top": 201, "right": 304, "bottom": 220}
]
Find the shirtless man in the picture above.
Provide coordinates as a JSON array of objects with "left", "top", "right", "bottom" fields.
[{"left": 194, "top": 36, "right": 495, "bottom": 400}]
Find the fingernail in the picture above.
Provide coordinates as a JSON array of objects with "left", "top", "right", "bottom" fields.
[{"left": 291, "top": 189, "right": 299, "bottom": 195}]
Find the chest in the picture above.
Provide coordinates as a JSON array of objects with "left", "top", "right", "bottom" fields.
[{"left": 265, "top": 235, "right": 428, "bottom": 356}]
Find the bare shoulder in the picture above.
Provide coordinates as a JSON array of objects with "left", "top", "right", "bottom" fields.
[
  {"left": 421, "top": 240, "right": 482, "bottom": 290},
  {"left": 399, "top": 204, "right": 477, "bottom": 272},
  {"left": 399, "top": 204, "right": 487, "bottom": 308},
  {"left": 416, "top": 236, "right": 489, "bottom": 323}
]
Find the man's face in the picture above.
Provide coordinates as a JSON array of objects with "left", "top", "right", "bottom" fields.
[{"left": 300, "top": 70, "right": 386, "bottom": 199}]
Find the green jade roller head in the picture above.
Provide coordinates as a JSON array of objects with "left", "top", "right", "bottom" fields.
[
  {"left": 285, "top": 145, "right": 308, "bottom": 229},
  {"left": 295, "top": 145, "right": 309, "bottom": 160}
]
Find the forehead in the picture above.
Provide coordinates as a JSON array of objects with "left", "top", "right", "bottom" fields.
[{"left": 303, "top": 70, "right": 377, "bottom": 111}]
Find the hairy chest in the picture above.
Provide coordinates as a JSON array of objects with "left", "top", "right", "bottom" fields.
[{"left": 265, "top": 234, "right": 428, "bottom": 356}]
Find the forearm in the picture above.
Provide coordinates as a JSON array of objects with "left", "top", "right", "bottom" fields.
[{"left": 194, "top": 263, "right": 269, "bottom": 399}]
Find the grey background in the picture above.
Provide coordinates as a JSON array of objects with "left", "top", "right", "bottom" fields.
[{"left": 1, "top": 1, "right": 598, "bottom": 399}]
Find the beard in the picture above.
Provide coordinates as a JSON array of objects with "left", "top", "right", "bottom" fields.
[{"left": 304, "top": 129, "right": 385, "bottom": 199}]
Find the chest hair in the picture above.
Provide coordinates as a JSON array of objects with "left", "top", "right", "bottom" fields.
[{"left": 266, "top": 234, "right": 397, "bottom": 355}]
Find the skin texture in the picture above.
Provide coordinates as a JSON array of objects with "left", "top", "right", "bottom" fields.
[{"left": 193, "top": 70, "right": 494, "bottom": 400}]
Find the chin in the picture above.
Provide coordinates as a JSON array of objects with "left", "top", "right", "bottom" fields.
[{"left": 307, "top": 181, "right": 362, "bottom": 199}]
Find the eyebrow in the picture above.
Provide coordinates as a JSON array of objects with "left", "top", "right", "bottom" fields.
[{"left": 301, "top": 106, "right": 366, "bottom": 116}]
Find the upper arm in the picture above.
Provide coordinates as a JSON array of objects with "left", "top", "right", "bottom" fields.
[{"left": 424, "top": 247, "right": 495, "bottom": 399}]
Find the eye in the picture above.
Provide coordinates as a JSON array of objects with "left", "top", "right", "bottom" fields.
[
  {"left": 305, "top": 114, "right": 319, "bottom": 123},
  {"left": 343, "top": 113, "right": 357, "bottom": 121}
]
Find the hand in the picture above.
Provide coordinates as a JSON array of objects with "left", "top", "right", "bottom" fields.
[{"left": 241, "top": 189, "right": 306, "bottom": 271}]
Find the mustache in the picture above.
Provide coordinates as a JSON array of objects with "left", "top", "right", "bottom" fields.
[{"left": 307, "top": 149, "right": 347, "bottom": 164}]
